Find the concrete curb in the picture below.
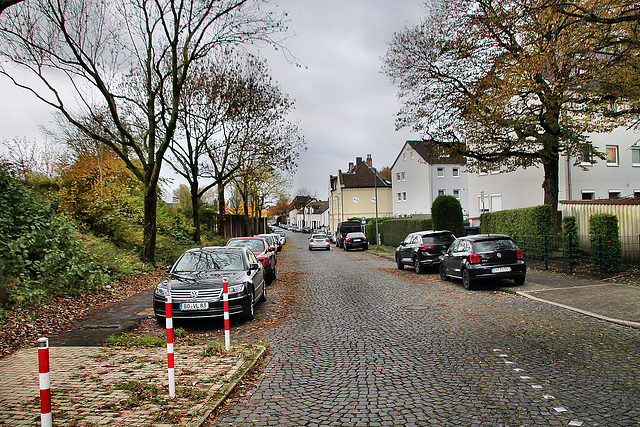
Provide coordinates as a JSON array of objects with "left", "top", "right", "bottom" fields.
[
  {"left": 190, "top": 344, "right": 267, "bottom": 427},
  {"left": 510, "top": 290, "right": 640, "bottom": 330}
]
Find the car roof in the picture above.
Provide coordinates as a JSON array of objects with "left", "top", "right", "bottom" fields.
[
  {"left": 413, "top": 230, "right": 452, "bottom": 236},
  {"left": 459, "top": 234, "right": 512, "bottom": 242},
  {"left": 186, "top": 245, "right": 248, "bottom": 254}
]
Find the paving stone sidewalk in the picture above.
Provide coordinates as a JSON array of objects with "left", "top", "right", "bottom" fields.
[{"left": 0, "top": 343, "right": 265, "bottom": 427}]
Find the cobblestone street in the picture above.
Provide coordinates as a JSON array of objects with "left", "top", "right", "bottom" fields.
[{"left": 208, "top": 232, "right": 640, "bottom": 426}]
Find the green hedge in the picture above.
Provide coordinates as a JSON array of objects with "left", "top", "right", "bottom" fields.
[
  {"left": 379, "top": 218, "right": 433, "bottom": 247},
  {"left": 480, "top": 205, "right": 554, "bottom": 236},
  {"left": 589, "top": 214, "right": 622, "bottom": 273},
  {"left": 562, "top": 216, "right": 579, "bottom": 265},
  {"left": 431, "top": 195, "right": 464, "bottom": 237}
]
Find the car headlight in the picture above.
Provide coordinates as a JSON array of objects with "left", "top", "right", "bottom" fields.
[
  {"left": 227, "top": 283, "right": 245, "bottom": 295},
  {"left": 155, "top": 286, "right": 170, "bottom": 297}
]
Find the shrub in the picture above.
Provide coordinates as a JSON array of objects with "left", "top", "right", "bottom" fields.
[
  {"left": 431, "top": 195, "right": 464, "bottom": 237},
  {"left": 381, "top": 218, "right": 433, "bottom": 247},
  {"left": 562, "top": 216, "right": 579, "bottom": 265},
  {"left": 589, "top": 214, "right": 622, "bottom": 274},
  {"left": 480, "top": 205, "right": 554, "bottom": 236},
  {"left": 0, "top": 167, "right": 111, "bottom": 307}
]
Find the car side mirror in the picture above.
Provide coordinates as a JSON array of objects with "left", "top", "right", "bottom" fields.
[{"left": 165, "top": 265, "right": 172, "bottom": 273}]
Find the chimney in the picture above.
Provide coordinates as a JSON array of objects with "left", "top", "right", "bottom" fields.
[
  {"left": 356, "top": 157, "right": 363, "bottom": 166},
  {"left": 366, "top": 154, "right": 372, "bottom": 166},
  {"left": 348, "top": 162, "right": 354, "bottom": 171}
]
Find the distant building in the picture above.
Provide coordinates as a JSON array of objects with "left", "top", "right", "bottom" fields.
[
  {"left": 391, "top": 141, "right": 468, "bottom": 218},
  {"left": 328, "top": 154, "right": 393, "bottom": 231}
]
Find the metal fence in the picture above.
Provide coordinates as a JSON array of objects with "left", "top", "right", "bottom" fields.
[{"left": 512, "top": 234, "right": 640, "bottom": 277}]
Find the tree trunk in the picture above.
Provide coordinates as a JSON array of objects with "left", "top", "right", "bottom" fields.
[
  {"left": 218, "top": 184, "right": 226, "bottom": 237},
  {"left": 243, "top": 194, "right": 251, "bottom": 235},
  {"left": 190, "top": 183, "right": 201, "bottom": 243},
  {"left": 542, "top": 153, "right": 560, "bottom": 233},
  {"left": 142, "top": 184, "right": 158, "bottom": 265}
]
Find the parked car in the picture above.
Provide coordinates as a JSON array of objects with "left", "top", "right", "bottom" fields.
[
  {"left": 308, "top": 233, "right": 331, "bottom": 251},
  {"left": 335, "top": 220, "right": 362, "bottom": 248},
  {"left": 395, "top": 230, "right": 456, "bottom": 274},
  {"left": 344, "top": 232, "right": 368, "bottom": 251},
  {"left": 302, "top": 226, "right": 312, "bottom": 233},
  {"left": 273, "top": 228, "right": 286, "bottom": 245},
  {"left": 439, "top": 234, "right": 526, "bottom": 290},
  {"left": 153, "top": 246, "right": 266, "bottom": 323},
  {"left": 256, "top": 233, "right": 280, "bottom": 253},
  {"left": 291, "top": 226, "right": 300, "bottom": 232},
  {"left": 226, "top": 237, "right": 276, "bottom": 285},
  {"left": 327, "top": 230, "right": 336, "bottom": 243}
]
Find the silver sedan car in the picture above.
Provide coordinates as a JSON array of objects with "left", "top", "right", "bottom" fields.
[{"left": 308, "top": 233, "right": 331, "bottom": 251}]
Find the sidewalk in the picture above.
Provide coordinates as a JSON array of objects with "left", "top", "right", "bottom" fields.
[
  {"left": 0, "top": 341, "right": 265, "bottom": 426},
  {"left": 372, "top": 246, "right": 640, "bottom": 329}
]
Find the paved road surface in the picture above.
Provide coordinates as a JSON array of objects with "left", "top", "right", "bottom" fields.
[{"left": 207, "top": 232, "right": 640, "bottom": 426}]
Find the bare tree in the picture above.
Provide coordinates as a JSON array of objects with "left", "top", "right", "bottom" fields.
[
  {"left": 0, "top": 0, "right": 286, "bottom": 263},
  {"left": 0, "top": 0, "right": 22, "bottom": 15}
]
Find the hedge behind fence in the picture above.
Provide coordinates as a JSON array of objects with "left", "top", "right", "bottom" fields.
[
  {"left": 589, "top": 214, "right": 622, "bottom": 273},
  {"left": 380, "top": 218, "right": 433, "bottom": 247},
  {"left": 480, "top": 205, "right": 554, "bottom": 236}
]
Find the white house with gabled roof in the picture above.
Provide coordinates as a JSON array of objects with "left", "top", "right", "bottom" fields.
[{"left": 391, "top": 140, "right": 469, "bottom": 218}]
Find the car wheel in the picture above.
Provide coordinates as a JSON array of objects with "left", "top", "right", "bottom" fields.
[
  {"left": 259, "top": 283, "right": 267, "bottom": 302},
  {"left": 243, "top": 288, "right": 255, "bottom": 320},
  {"left": 462, "top": 269, "right": 474, "bottom": 290},
  {"left": 439, "top": 263, "right": 449, "bottom": 281},
  {"left": 414, "top": 257, "right": 425, "bottom": 274},
  {"left": 396, "top": 255, "right": 404, "bottom": 270},
  {"left": 514, "top": 276, "right": 526, "bottom": 286}
]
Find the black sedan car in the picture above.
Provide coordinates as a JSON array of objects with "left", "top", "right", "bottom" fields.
[
  {"left": 439, "top": 234, "right": 526, "bottom": 290},
  {"left": 395, "top": 230, "right": 456, "bottom": 273},
  {"left": 344, "top": 232, "right": 368, "bottom": 251},
  {"left": 153, "top": 246, "right": 266, "bottom": 323}
]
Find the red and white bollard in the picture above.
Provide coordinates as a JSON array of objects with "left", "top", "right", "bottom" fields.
[
  {"left": 37, "top": 337, "right": 52, "bottom": 427},
  {"left": 223, "top": 277, "right": 230, "bottom": 351},
  {"left": 165, "top": 295, "right": 175, "bottom": 398}
]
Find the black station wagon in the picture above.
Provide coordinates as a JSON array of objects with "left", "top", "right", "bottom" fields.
[
  {"left": 439, "top": 234, "right": 526, "bottom": 290},
  {"left": 396, "top": 230, "right": 456, "bottom": 273}
]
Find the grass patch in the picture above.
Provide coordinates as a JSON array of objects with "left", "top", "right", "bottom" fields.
[
  {"left": 105, "top": 334, "right": 166, "bottom": 347},
  {"left": 115, "top": 381, "right": 163, "bottom": 407},
  {"left": 370, "top": 246, "right": 392, "bottom": 254}
]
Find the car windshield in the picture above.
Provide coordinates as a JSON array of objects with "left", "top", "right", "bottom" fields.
[
  {"left": 422, "top": 234, "right": 455, "bottom": 245},
  {"left": 173, "top": 251, "right": 245, "bottom": 272},
  {"left": 227, "top": 239, "right": 265, "bottom": 253},
  {"left": 312, "top": 234, "right": 327, "bottom": 239},
  {"left": 474, "top": 239, "right": 517, "bottom": 252}
]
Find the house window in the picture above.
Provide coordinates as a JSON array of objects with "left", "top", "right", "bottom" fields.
[
  {"left": 581, "top": 191, "right": 595, "bottom": 200},
  {"left": 401, "top": 171, "right": 406, "bottom": 181},
  {"left": 438, "top": 189, "right": 445, "bottom": 196},
  {"left": 396, "top": 173, "right": 401, "bottom": 182},
  {"left": 635, "top": 190, "right": 640, "bottom": 198},
  {"left": 397, "top": 192, "right": 402, "bottom": 202},
  {"left": 632, "top": 147, "right": 640, "bottom": 166},
  {"left": 402, "top": 192, "right": 407, "bottom": 201},
  {"left": 410, "top": 151, "right": 414, "bottom": 159},
  {"left": 452, "top": 168, "right": 460, "bottom": 178},
  {"left": 478, "top": 194, "right": 489, "bottom": 213},
  {"left": 403, "top": 153, "right": 407, "bottom": 160},
  {"left": 609, "top": 190, "right": 621, "bottom": 199},
  {"left": 453, "top": 189, "right": 460, "bottom": 199},
  {"left": 437, "top": 167, "right": 444, "bottom": 178},
  {"left": 581, "top": 147, "right": 595, "bottom": 165},
  {"left": 606, "top": 145, "right": 619, "bottom": 166}
]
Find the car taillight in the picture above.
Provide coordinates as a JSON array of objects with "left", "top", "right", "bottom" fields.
[
  {"left": 309, "top": 239, "right": 314, "bottom": 242},
  {"left": 517, "top": 249, "right": 523, "bottom": 259},
  {"left": 363, "top": 237, "right": 367, "bottom": 241},
  {"left": 346, "top": 238, "right": 352, "bottom": 242},
  {"left": 419, "top": 245, "right": 434, "bottom": 251},
  {"left": 325, "top": 239, "right": 330, "bottom": 242},
  {"left": 469, "top": 253, "right": 481, "bottom": 263}
]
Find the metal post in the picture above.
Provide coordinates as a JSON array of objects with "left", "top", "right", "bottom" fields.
[
  {"left": 165, "top": 296, "right": 175, "bottom": 398},
  {"left": 223, "top": 277, "right": 230, "bottom": 351},
  {"left": 38, "top": 337, "right": 52, "bottom": 427},
  {"left": 598, "top": 236, "right": 604, "bottom": 277},
  {"left": 544, "top": 234, "right": 549, "bottom": 270},
  {"left": 568, "top": 233, "right": 574, "bottom": 274}
]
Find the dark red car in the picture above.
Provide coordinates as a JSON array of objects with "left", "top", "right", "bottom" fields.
[{"left": 226, "top": 237, "right": 277, "bottom": 285}]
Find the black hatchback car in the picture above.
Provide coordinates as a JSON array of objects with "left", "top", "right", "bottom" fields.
[
  {"left": 439, "top": 234, "right": 526, "bottom": 290},
  {"left": 395, "top": 230, "right": 456, "bottom": 273}
]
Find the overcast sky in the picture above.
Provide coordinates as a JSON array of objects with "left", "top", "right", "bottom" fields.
[{"left": 0, "top": 0, "right": 426, "bottom": 201}]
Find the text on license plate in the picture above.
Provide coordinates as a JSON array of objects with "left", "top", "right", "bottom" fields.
[
  {"left": 491, "top": 267, "right": 511, "bottom": 273},
  {"left": 353, "top": 239, "right": 361, "bottom": 242},
  {"left": 180, "top": 302, "right": 209, "bottom": 311}
]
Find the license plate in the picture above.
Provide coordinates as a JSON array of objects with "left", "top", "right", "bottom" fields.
[
  {"left": 492, "top": 267, "right": 511, "bottom": 273},
  {"left": 180, "top": 302, "right": 209, "bottom": 311},
  {"left": 353, "top": 239, "right": 361, "bottom": 242}
]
